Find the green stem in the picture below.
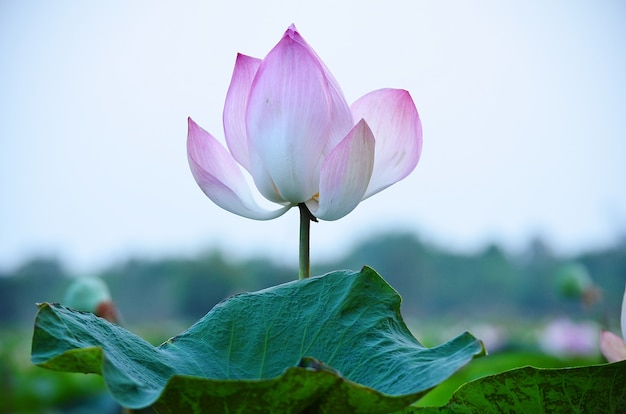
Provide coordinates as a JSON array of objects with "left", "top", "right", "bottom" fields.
[{"left": 298, "top": 203, "right": 317, "bottom": 279}]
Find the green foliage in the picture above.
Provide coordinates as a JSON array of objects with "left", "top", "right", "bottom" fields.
[
  {"left": 0, "top": 258, "right": 67, "bottom": 326},
  {"left": 414, "top": 351, "right": 602, "bottom": 407},
  {"left": 31, "top": 267, "right": 485, "bottom": 413},
  {"left": 2, "top": 232, "right": 624, "bottom": 328},
  {"left": 403, "top": 360, "right": 626, "bottom": 413},
  {"left": 0, "top": 329, "right": 111, "bottom": 414},
  {"left": 321, "top": 233, "right": 624, "bottom": 323}
]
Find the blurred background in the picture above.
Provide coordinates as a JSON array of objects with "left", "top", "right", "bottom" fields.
[{"left": 1, "top": 0, "right": 625, "bottom": 412}]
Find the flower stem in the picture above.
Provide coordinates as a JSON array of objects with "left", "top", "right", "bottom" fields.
[{"left": 298, "top": 203, "right": 317, "bottom": 279}]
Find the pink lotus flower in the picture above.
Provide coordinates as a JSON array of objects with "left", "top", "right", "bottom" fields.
[
  {"left": 600, "top": 284, "right": 626, "bottom": 362},
  {"left": 187, "top": 25, "right": 422, "bottom": 221}
]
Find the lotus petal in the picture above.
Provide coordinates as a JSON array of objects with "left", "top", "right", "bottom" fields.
[
  {"left": 351, "top": 89, "right": 422, "bottom": 198},
  {"left": 187, "top": 118, "right": 289, "bottom": 220},
  {"left": 309, "top": 120, "right": 375, "bottom": 220}
]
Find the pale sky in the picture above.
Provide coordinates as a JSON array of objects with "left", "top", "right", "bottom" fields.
[{"left": 1, "top": 1, "right": 625, "bottom": 273}]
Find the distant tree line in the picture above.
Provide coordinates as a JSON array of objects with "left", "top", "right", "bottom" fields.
[{"left": 1, "top": 232, "right": 624, "bottom": 329}]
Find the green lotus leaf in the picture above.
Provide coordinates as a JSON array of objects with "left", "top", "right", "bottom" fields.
[
  {"left": 402, "top": 359, "right": 626, "bottom": 413},
  {"left": 32, "top": 266, "right": 485, "bottom": 413}
]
